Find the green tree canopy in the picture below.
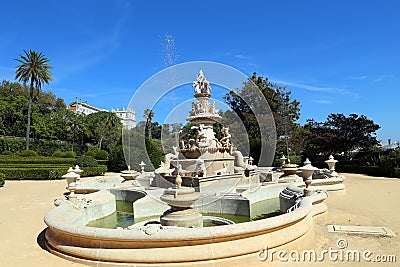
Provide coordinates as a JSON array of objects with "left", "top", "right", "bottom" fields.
[
  {"left": 223, "top": 72, "right": 300, "bottom": 162},
  {"left": 302, "top": 114, "right": 381, "bottom": 163}
]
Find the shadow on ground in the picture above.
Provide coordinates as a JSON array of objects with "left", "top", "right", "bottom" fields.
[{"left": 37, "top": 228, "right": 49, "bottom": 252}]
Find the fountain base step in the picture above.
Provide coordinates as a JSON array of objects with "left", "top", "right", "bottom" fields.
[{"left": 160, "top": 208, "right": 203, "bottom": 228}]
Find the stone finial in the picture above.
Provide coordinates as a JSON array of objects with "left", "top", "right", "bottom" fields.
[
  {"left": 139, "top": 161, "right": 146, "bottom": 173},
  {"left": 175, "top": 174, "right": 182, "bottom": 188},
  {"left": 280, "top": 155, "right": 287, "bottom": 167},
  {"left": 74, "top": 165, "right": 83, "bottom": 174},
  {"left": 303, "top": 158, "right": 311, "bottom": 166}
]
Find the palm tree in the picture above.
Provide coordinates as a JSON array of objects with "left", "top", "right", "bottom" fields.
[
  {"left": 15, "top": 50, "right": 52, "bottom": 150},
  {"left": 144, "top": 109, "right": 154, "bottom": 139}
]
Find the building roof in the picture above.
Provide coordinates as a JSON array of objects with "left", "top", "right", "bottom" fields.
[{"left": 381, "top": 143, "right": 400, "bottom": 151}]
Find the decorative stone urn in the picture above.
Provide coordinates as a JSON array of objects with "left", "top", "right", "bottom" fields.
[
  {"left": 62, "top": 171, "right": 79, "bottom": 203},
  {"left": 73, "top": 165, "right": 83, "bottom": 185},
  {"left": 325, "top": 155, "right": 338, "bottom": 177},
  {"left": 280, "top": 155, "right": 287, "bottom": 168},
  {"left": 299, "top": 158, "right": 318, "bottom": 196},
  {"left": 279, "top": 158, "right": 300, "bottom": 182},
  {"left": 160, "top": 175, "right": 202, "bottom": 228}
]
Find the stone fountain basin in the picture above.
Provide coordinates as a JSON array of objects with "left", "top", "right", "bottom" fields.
[
  {"left": 160, "top": 187, "right": 200, "bottom": 208},
  {"left": 281, "top": 165, "right": 298, "bottom": 175},
  {"left": 44, "top": 185, "right": 328, "bottom": 265}
]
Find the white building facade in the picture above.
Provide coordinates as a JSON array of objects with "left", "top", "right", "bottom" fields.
[
  {"left": 67, "top": 98, "right": 108, "bottom": 115},
  {"left": 112, "top": 108, "right": 136, "bottom": 129},
  {"left": 67, "top": 98, "right": 136, "bottom": 129}
]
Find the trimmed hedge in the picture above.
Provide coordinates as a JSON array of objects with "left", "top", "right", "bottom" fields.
[
  {"left": 52, "top": 150, "right": 76, "bottom": 158},
  {"left": 1, "top": 150, "right": 13, "bottom": 156},
  {"left": 0, "top": 173, "right": 5, "bottom": 187},
  {"left": 96, "top": 159, "right": 108, "bottom": 165},
  {"left": 95, "top": 150, "right": 109, "bottom": 160},
  {"left": 339, "top": 165, "right": 400, "bottom": 178},
  {"left": 20, "top": 150, "right": 38, "bottom": 157},
  {"left": 75, "top": 156, "right": 98, "bottom": 167},
  {"left": 52, "top": 150, "right": 64, "bottom": 157},
  {"left": 0, "top": 167, "right": 69, "bottom": 180},
  {"left": 0, "top": 164, "right": 71, "bottom": 168},
  {"left": 0, "top": 137, "right": 86, "bottom": 156},
  {"left": 0, "top": 165, "right": 107, "bottom": 180},
  {"left": 0, "top": 156, "right": 75, "bottom": 165},
  {"left": 81, "top": 165, "right": 107, "bottom": 177}
]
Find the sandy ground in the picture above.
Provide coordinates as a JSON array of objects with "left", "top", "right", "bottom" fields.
[{"left": 0, "top": 173, "right": 399, "bottom": 267}]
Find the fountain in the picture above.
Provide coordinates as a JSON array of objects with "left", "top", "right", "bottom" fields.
[
  {"left": 120, "top": 165, "right": 139, "bottom": 181},
  {"left": 44, "top": 70, "right": 332, "bottom": 266},
  {"left": 279, "top": 157, "right": 302, "bottom": 183},
  {"left": 154, "top": 70, "right": 259, "bottom": 193},
  {"left": 160, "top": 175, "right": 203, "bottom": 227}
]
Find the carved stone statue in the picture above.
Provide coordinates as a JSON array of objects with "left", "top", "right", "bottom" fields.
[
  {"left": 192, "top": 70, "right": 211, "bottom": 95},
  {"left": 209, "top": 101, "right": 217, "bottom": 114},
  {"left": 155, "top": 146, "right": 179, "bottom": 175},
  {"left": 220, "top": 127, "right": 231, "bottom": 147}
]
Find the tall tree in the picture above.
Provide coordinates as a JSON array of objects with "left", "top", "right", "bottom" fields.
[
  {"left": 326, "top": 113, "right": 380, "bottom": 159},
  {"left": 85, "top": 111, "right": 122, "bottom": 150},
  {"left": 302, "top": 114, "right": 380, "bottom": 163},
  {"left": 144, "top": 109, "right": 154, "bottom": 139},
  {"left": 224, "top": 72, "right": 300, "bottom": 162},
  {"left": 15, "top": 50, "right": 52, "bottom": 150}
]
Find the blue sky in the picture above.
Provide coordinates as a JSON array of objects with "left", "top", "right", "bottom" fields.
[{"left": 0, "top": 0, "right": 399, "bottom": 143}]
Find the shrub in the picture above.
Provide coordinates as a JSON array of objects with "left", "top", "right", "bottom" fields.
[
  {"left": 0, "top": 172, "right": 5, "bottom": 187},
  {"left": 75, "top": 156, "right": 98, "bottom": 167},
  {"left": 108, "top": 145, "right": 126, "bottom": 172},
  {"left": 0, "top": 138, "right": 87, "bottom": 156},
  {"left": 95, "top": 150, "right": 109, "bottom": 160},
  {"left": 87, "top": 146, "right": 99, "bottom": 155},
  {"left": 52, "top": 150, "right": 64, "bottom": 157},
  {"left": 20, "top": 150, "right": 38, "bottom": 157},
  {"left": 0, "top": 138, "right": 24, "bottom": 153},
  {"left": 81, "top": 165, "right": 107, "bottom": 177},
  {"left": 0, "top": 167, "right": 69, "bottom": 180},
  {"left": 96, "top": 160, "right": 108, "bottom": 165},
  {"left": 0, "top": 156, "right": 75, "bottom": 165},
  {"left": 85, "top": 151, "right": 96, "bottom": 158},
  {"left": 145, "top": 137, "right": 164, "bottom": 170},
  {"left": 62, "top": 151, "right": 76, "bottom": 158},
  {"left": 1, "top": 150, "right": 13, "bottom": 156},
  {"left": 339, "top": 165, "right": 400, "bottom": 178}
]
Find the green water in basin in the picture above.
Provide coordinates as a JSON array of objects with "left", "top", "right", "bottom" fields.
[{"left": 87, "top": 198, "right": 283, "bottom": 229}]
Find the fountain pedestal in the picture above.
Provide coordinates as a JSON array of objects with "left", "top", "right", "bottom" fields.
[
  {"left": 299, "top": 158, "right": 318, "bottom": 196},
  {"left": 63, "top": 171, "right": 79, "bottom": 203},
  {"left": 279, "top": 160, "right": 301, "bottom": 183},
  {"left": 325, "top": 155, "right": 339, "bottom": 177},
  {"left": 160, "top": 179, "right": 203, "bottom": 228}
]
